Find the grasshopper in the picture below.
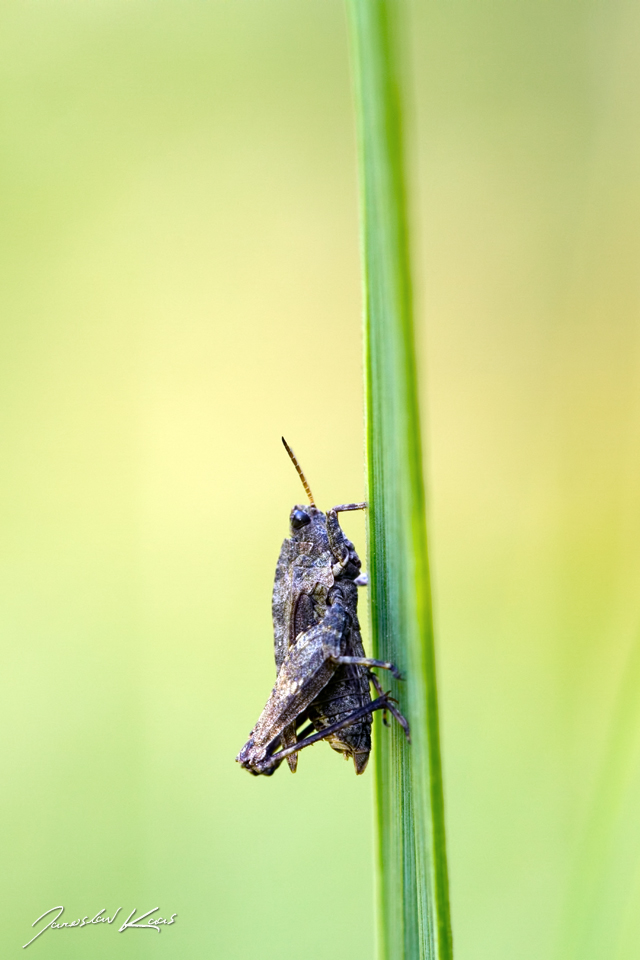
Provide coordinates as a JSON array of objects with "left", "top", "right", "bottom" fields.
[{"left": 236, "top": 439, "right": 410, "bottom": 776}]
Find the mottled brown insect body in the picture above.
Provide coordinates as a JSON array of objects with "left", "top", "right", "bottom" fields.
[
  {"left": 235, "top": 441, "right": 409, "bottom": 776},
  {"left": 272, "top": 505, "right": 374, "bottom": 773}
]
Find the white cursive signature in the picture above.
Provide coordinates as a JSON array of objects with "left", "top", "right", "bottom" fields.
[
  {"left": 23, "top": 906, "right": 177, "bottom": 948},
  {"left": 118, "top": 908, "right": 178, "bottom": 933}
]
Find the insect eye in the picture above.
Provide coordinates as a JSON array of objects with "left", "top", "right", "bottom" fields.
[{"left": 291, "top": 509, "right": 311, "bottom": 530}]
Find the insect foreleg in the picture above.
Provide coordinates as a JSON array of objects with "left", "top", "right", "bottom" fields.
[{"left": 326, "top": 503, "right": 367, "bottom": 570}]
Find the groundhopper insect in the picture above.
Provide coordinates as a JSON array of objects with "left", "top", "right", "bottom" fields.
[{"left": 235, "top": 439, "right": 410, "bottom": 776}]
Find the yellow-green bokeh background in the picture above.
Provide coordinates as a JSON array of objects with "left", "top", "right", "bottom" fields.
[{"left": 2, "top": 1, "right": 640, "bottom": 958}]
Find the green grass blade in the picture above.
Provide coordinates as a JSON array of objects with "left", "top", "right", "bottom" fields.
[{"left": 345, "top": 1, "right": 453, "bottom": 958}]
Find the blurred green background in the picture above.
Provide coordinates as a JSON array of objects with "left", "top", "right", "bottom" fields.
[{"left": 1, "top": 1, "right": 640, "bottom": 958}]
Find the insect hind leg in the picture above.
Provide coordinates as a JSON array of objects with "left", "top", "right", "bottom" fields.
[{"left": 255, "top": 693, "right": 407, "bottom": 774}]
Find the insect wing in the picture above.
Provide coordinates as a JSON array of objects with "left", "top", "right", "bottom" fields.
[
  {"left": 272, "top": 539, "right": 334, "bottom": 670},
  {"left": 237, "top": 603, "right": 351, "bottom": 771}
]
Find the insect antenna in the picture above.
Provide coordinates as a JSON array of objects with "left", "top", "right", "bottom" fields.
[{"left": 281, "top": 437, "right": 316, "bottom": 506}]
